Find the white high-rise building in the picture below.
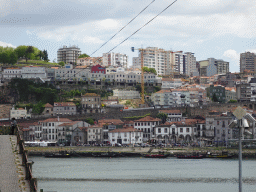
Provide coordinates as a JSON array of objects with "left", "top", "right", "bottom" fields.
[
  {"left": 185, "top": 52, "right": 197, "bottom": 76},
  {"left": 57, "top": 45, "right": 81, "bottom": 64},
  {"left": 133, "top": 47, "right": 197, "bottom": 76},
  {"left": 102, "top": 52, "right": 128, "bottom": 68}
]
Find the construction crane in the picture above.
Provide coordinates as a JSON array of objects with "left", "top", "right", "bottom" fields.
[{"left": 131, "top": 47, "right": 144, "bottom": 104}]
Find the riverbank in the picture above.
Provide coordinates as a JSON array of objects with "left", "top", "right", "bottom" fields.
[{"left": 26, "top": 146, "right": 256, "bottom": 158}]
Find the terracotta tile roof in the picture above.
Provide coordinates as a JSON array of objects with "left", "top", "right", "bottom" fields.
[
  {"left": 134, "top": 116, "right": 161, "bottom": 122},
  {"left": 78, "top": 127, "right": 87, "bottom": 131},
  {"left": 109, "top": 127, "right": 142, "bottom": 133},
  {"left": 98, "top": 119, "right": 124, "bottom": 125},
  {"left": 54, "top": 102, "right": 76, "bottom": 107},
  {"left": 40, "top": 118, "right": 72, "bottom": 123},
  {"left": 160, "top": 119, "right": 204, "bottom": 126},
  {"left": 44, "top": 103, "right": 53, "bottom": 108},
  {"left": 159, "top": 110, "right": 181, "bottom": 114},
  {"left": 58, "top": 121, "right": 79, "bottom": 126},
  {"left": 82, "top": 93, "right": 100, "bottom": 97}
]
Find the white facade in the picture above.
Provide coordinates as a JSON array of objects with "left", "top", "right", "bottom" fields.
[
  {"left": 2, "top": 68, "right": 22, "bottom": 79},
  {"left": 40, "top": 118, "right": 72, "bottom": 142},
  {"left": 87, "top": 126, "right": 102, "bottom": 144},
  {"left": 21, "top": 66, "right": 47, "bottom": 80},
  {"left": 113, "top": 89, "right": 141, "bottom": 100},
  {"left": 161, "top": 78, "right": 183, "bottom": 89},
  {"left": 10, "top": 107, "right": 31, "bottom": 120},
  {"left": 108, "top": 128, "right": 143, "bottom": 145},
  {"left": 134, "top": 116, "right": 161, "bottom": 142},
  {"left": 102, "top": 52, "right": 128, "bottom": 68}
]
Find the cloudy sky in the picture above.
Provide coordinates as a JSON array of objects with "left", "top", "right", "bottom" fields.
[{"left": 1, "top": 0, "right": 256, "bottom": 72}]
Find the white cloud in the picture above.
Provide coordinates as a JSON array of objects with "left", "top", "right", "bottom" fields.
[
  {"left": 0, "top": 41, "right": 16, "bottom": 48},
  {"left": 223, "top": 50, "right": 240, "bottom": 69}
]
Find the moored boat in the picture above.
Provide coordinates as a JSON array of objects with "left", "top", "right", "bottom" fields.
[
  {"left": 204, "top": 151, "right": 234, "bottom": 159},
  {"left": 45, "top": 151, "right": 71, "bottom": 158},
  {"left": 144, "top": 154, "right": 170, "bottom": 158},
  {"left": 92, "top": 152, "right": 118, "bottom": 157}
]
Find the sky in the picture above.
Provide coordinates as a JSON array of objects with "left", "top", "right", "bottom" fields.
[{"left": 1, "top": 0, "right": 256, "bottom": 72}]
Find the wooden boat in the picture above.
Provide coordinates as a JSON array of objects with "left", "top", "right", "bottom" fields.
[
  {"left": 204, "top": 151, "right": 234, "bottom": 159},
  {"left": 144, "top": 154, "right": 170, "bottom": 158},
  {"left": 45, "top": 151, "right": 71, "bottom": 158},
  {"left": 91, "top": 152, "right": 118, "bottom": 157}
]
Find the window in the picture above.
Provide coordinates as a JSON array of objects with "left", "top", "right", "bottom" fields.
[
  {"left": 164, "top": 128, "right": 167, "bottom": 133},
  {"left": 49, "top": 129, "right": 51, "bottom": 133},
  {"left": 124, "top": 133, "right": 127, "bottom": 137},
  {"left": 135, "top": 123, "right": 137, "bottom": 126},
  {"left": 217, "top": 121, "right": 219, "bottom": 125},
  {"left": 217, "top": 130, "right": 220, "bottom": 134},
  {"left": 158, "top": 128, "right": 161, "bottom": 133},
  {"left": 49, "top": 135, "right": 51, "bottom": 139},
  {"left": 180, "top": 128, "right": 183, "bottom": 133},
  {"left": 186, "top": 128, "right": 189, "bottom": 132}
]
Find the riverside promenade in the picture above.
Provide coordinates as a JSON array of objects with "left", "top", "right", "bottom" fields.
[{"left": 0, "top": 135, "right": 29, "bottom": 192}]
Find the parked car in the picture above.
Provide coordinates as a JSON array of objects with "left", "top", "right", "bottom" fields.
[{"left": 115, "top": 143, "right": 122, "bottom": 147}]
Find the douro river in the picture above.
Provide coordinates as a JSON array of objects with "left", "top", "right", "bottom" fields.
[{"left": 30, "top": 156, "right": 256, "bottom": 192}]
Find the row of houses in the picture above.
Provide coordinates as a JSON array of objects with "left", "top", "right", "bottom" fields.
[
  {"left": 1, "top": 64, "right": 161, "bottom": 84},
  {"left": 11, "top": 110, "right": 256, "bottom": 146}
]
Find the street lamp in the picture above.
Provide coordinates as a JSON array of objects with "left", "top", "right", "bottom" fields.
[{"left": 229, "top": 106, "right": 254, "bottom": 192}]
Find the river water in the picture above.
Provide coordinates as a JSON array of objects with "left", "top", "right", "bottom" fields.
[{"left": 30, "top": 156, "right": 256, "bottom": 192}]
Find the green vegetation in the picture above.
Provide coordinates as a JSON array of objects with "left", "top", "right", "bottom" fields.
[
  {"left": 153, "top": 86, "right": 161, "bottom": 93},
  {"left": 58, "top": 61, "right": 65, "bottom": 66},
  {"left": 10, "top": 79, "right": 58, "bottom": 114},
  {"left": 212, "top": 93, "right": 218, "bottom": 102},
  {"left": 228, "top": 99, "right": 237, "bottom": 103},
  {"left": 125, "top": 100, "right": 131, "bottom": 106},
  {"left": 85, "top": 118, "right": 95, "bottom": 125},
  {"left": 142, "top": 67, "right": 157, "bottom": 75},
  {"left": 123, "top": 113, "right": 151, "bottom": 120},
  {"left": 78, "top": 53, "right": 90, "bottom": 58},
  {"left": 0, "top": 45, "right": 50, "bottom": 65},
  {"left": 156, "top": 113, "right": 167, "bottom": 123}
]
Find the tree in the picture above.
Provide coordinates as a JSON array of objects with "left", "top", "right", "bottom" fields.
[
  {"left": 212, "top": 93, "right": 218, "bottom": 102},
  {"left": 37, "top": 51, "right": 44, "bottom": 60},
  {"left": 42, "top": 50, "right": 49, "bottom": 62},
  {"left": 25, "top": 46, "right": 34, "bottom": 62},
  {"left": 59, "top": 61, "right": 65, "bottom": 66},
  {"left": 14, "top": 45, "right": 27, "bottom": 59},
  {"left": 142, "top": 67, "right": 157, "bottom": 75},
  {"left": 9, "top": 51, "right": 18, "bottom": 65},
  {"left": 32, "top": 101, "right": 45, "bottom": 115},
  {"left": 78, "top": 53, "right": 90, "bottom": 58},
  {"left": 85, "top": 118, "right": 94, "bottom": 125},
  {"left": 157, "top": 113, "right": 167, "bottom": 124}
]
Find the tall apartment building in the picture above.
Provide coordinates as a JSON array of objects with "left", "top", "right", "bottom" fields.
[
  {"left": 199, "top": 58, "right": 229, "bottom": 77},
  {"left": 132, "top": 57, "right": 141, "bottom": 69},
  {"left": 240, "top": 52, "right": 256, "bottom": 73},
  {"left": 57, "top": 45, "right": 81, "bottom": 64},
  {"left": 102, "top": 52, "right": 128, "bottom": 68},
  {"left": 133, "top": 48, "right": 197, "bottom": 76},
  {"left": 215, "top": 60, "right": 229, "bottom": 75},
  {"left": 185, "top": 52, "right": 198, "bottom": 76}
]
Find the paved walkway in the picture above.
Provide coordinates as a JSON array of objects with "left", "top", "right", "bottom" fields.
[{"left": 0, "top": 135, "right": 28, "bottom": 192}]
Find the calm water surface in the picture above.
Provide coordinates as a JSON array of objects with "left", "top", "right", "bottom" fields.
[{"left": 30, "top": 157, "right": 256, "bottom": 192}]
